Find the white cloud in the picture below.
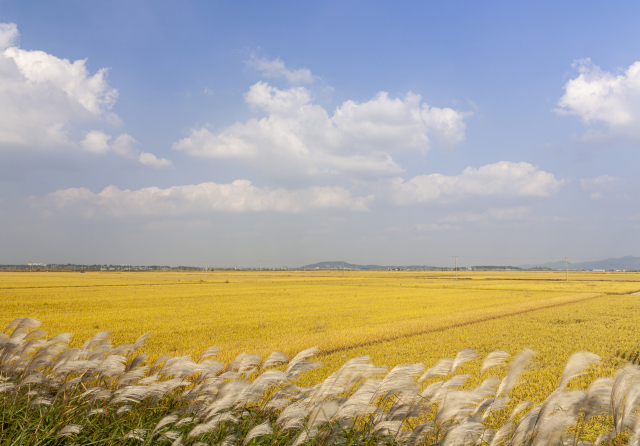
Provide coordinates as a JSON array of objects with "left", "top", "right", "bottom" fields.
[
  {"left": 173, "top": 81, "right": 469, "bottom": 179},
  {"left": 30, "top": 180, "right": 374, "bottom": 218},
  {"left": 0, "top": 23, "right": 18, "bottom": 49},
  {"left": 138, "top": 152, "right": 173, "bottom": 169},
  {"left": 81, "top": 130, "right": 111, "bottom": 154},
  {"left": 580, "top": 175, "right": 625, "bottom": 199},
  {"left": 556, "top": 59, "right": 640, "bottom": 141},
  {"left": 385, "top": 161, "right": 563, "bottom": 205},
  {"left": 0, "top": 24, "right": 118, "bottom": 149},
  {"left": 0, "top": 23, "right": 169, "bottom": 166},
  {"left": 80, "top": 131, "right": 172, "bottom": 168},
  {"left": 247, "top": 54, "right": 316, "bottom": 84}
]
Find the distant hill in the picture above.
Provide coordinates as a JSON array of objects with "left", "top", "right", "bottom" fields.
[
  {"left": 301, "top": 256, "right": 640, "bottom": 271},
  {"left": 300, "top": 261, "right": 445, "bottom": 270},
  {"left": 519, "top": 256, "right": 640, "bottom": 271}
]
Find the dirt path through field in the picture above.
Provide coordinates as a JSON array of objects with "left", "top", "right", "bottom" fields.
[{"left": 303, "top": 292, "right": 604, "bottom": 356}]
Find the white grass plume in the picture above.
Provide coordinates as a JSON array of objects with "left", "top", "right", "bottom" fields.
[
  {"left": 509, "top": 405, "right": 541, "bottom": 446},
  {"left": 243, "top": 421, "right": 273, "bottom": 444},
  {"left": 443, "top": 421, "right": 484, "bottom": 446},
  {"left": 557, "top": 352, "right": 600, "bottom": 390},
  {"left": 452, "top": 348, "right": 477, "bottom": 373},
  {"left": 286, "top": 347, "right": 318, "bottom": 372},
  {"left": 584, "top": 377, "right": 613, "bottom": 420},
  {"left": 419, "top": 358, "right": 454, "bottom": 383},
  {"left": 132, "top": 332, "right": 151, "bottom": 351},
  {"left": 496, "top": 349, "right": 534, "bottom": 397},
  {"left": 197, "top": 346, "right": 221, "bottom": 363},
  {"left": 481, "top": 351, "right": 510, "bottom": 374},
  {"left": 56, "top": 424, "right": 83, "bottom": 439},
  {"left": 262, "top": 351, "right": 288, "bottom": 369},
  {"left": 124, "top": 428, "right": 148, "bottom": 441}
]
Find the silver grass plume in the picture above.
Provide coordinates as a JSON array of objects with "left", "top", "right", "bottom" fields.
[
  {"left": 620, "top": 380, "right": 640, "bottom": 432},
  {"left": 132, "top": 332, "right": 150, "bottom": 351},
  {"left": 419, "top": 358, "right": 454, "bottom": 383},
  {"left": 238, "top": 353, "right": 262, "bottom": 374},
  {"left": 442, "top": 421, "right": 484, "bottom": 446},
  {"left": 149, "top": 354, "right": 171, "bottom": 375},
  {"left": 612, "top": 364, "right": 640, "bottom": 434},
  {"left": 583, "top": 377, "right": 613, "bottom": 420},
  {"left": 308, "top": 356, "right": 385, "bottom": 406},
  {"left": 175, "top": 417, "right": 194, "bottom": 427},
  {"left": 243, "top": 421, "right": 273, "bottom": 444},
  {"left": 220, "top": 433, "right": 238, "bottom": 446},
  {"left": 452, "top": 348, "right": 477, "bottom": 373},
  {"left": 56, "top": 424, "right": 83, "bottom": 439},
  {"left": 225, "top": 352, "right": 247, "bottom": 372},
  {"left": 481, "top": 351, "right": 510, "bottom": 374},
  {"left": 530, "top": 391, "right": 586, "bottom": 446},
  {"left": 125, "top": 353, "right": 148, "bottom": 373},
  {"left": 188, "top": 413, "right": 239, "bottom": 438},
  {"left": 152, "top": 414, "right": 179, "bottom": 435},
  {"left": 373, "top": 420, "right": 403, "bottom": 437},
  {"left": 124, "top": 429, "right": 148, "bottom": 441},
  {"left": 308, "top": 399, "right": 340, "bottom": 429},
  {"left": 508, "top": 405, "right": 541, "bottom": 446},
  {"left": 276, "top": 399, "right": 310, "bottom": 430},
  {"left": 286, "top": 346, "right": 321, "bottom": 378},
  {"left": 80, "top": 331, "right": 109, "bottom": 353},
  {"left": 557, "top": 352, "right": 600, "bottom": 390},
  {"left": 262, "top": 351, "right": 288, "bottom": 369},
  {"left": 7, "top": 317, "right": 41, "bottom": 338},
  {"left": 375, "top": 363, "right": 423, "bottom": 399},
  {"left": 496, "top": 349, "right": 534, "bottom": 398},
  {"left": 197, "top": 346, "right": 221, "bottom": 363}
]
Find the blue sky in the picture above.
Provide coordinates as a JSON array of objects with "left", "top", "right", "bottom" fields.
[{"left": 1, "top": 1, "right": 639, "bottom": 267}]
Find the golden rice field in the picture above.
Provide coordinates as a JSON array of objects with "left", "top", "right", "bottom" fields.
[
  {"left": 2, "top": 269, "right": 640, "bottom": 397},
  {"left": 3, "top": 270, "right": 640, "bottom": 444}
]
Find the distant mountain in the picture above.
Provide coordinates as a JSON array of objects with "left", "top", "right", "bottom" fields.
[
  {"left": 301, "top": 256, "right": 640, "bottom": 271},
  {"left": 519, "top": 256, "right": 640, "bottom": 271},
  {"left": 300, "top": 261, "right": 445, "bottom": 270}
]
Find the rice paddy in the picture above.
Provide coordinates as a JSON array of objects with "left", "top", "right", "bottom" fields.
[
  {"left": 2, "top": 270, "right": 640, "bottom": 445},
  {"left": 1, "top": 270, "right": 639, "bottom": 367}
]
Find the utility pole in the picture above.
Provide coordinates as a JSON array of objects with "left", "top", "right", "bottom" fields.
[
  {"left": 260, "top": 261, "right": 261, "bottom": 276},
  {"left": 342, "top": 260, "right": 344, "bottom": 277},
  {"left": 205, "top": 261, "right": 207, "bottom": 275},
  {"left": 454, "top": 255, "right": 458, "bottom": 280},
  {"left": 566, "top": 256, "right": 568, "bottom": 281}
]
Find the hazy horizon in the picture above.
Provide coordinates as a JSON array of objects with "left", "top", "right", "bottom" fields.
[{"left": 1, "top": 2, "right": 639, "bottom": 267}]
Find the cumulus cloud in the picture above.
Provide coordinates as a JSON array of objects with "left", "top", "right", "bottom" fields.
[
  {"left": 173, "top": 81, "right": 469, "bottom": 179},
  {"left": 79, "top": 131, "right": 172, "bottom": 168},
  {"left": 580, "top": 175, "right": 625, "bottom": 199},
  {"left": 29, "top": 180, "right": 374, "bottom": 218},
  {"left": 556, "top": 59, "right": 640, "bottom": 141},
  {"left": 0, "top": 23, "right": 117, "bottom": 149},
  {"left": 0, "top": 22, "right": 169, "bottom": 166},
  {"left": 138, "top": 152, "right": 173, "bottom": 169},
  {"left": 385, "top": 161, "right": 563, "bottom": 205},
  {"left": 247, "top": 54, "right": 316, "bottom": 84}
]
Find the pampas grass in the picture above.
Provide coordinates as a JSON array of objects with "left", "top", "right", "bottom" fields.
[{"left": 0, "top": 316, "right": 637, "bottom": 445}]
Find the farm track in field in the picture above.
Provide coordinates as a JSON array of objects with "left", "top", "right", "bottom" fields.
[{"left": 316, "top": 292, "right": 606, "bottom": 356}]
